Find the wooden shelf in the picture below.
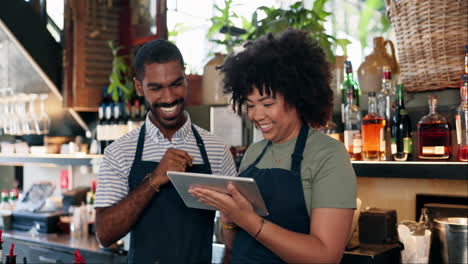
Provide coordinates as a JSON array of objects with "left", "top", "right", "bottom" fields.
[
  {"left": 352, "top": 161, "right": 468, "bottom": 180},
  {"left": 0, "top": 153, "right": 103, "bottom": 166}
]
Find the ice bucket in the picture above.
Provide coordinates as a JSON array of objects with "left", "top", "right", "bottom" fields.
[{"left": 433, "top": 217, "right": 468, "bottom": 264}]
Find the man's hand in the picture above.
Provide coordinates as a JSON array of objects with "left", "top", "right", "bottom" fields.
[{"left": 150, "top": 148, "right": 193, "bottom": 188}]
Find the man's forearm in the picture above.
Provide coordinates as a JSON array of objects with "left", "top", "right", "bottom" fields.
[{"left": 95, "top": 179, "right": 156, "bottom": 247}]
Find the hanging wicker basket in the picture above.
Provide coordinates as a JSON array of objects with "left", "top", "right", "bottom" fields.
[{"left": 385, "top": 0, "right": 468, "bottom": 92}]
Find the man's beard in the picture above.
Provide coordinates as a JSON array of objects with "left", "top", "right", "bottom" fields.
[{"left": 146, "top": 97, "right": 186, "bottom": 128}]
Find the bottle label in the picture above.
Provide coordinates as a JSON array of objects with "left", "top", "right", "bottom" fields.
[
  {"left": 96, "top": 124, "right": 103, "bottom": 141},
  {"left": 403, "top": 137, "right": 412, "bottom": 154},
  {"left": 455, "top": 114, "right": 462, "bottom": 145},
  {"left": 422, "top": 146, "right": 445, "bottom": 155},
  {"left": 353, "top": 137, "right": 362, "bottom": 153},
  {"left": 391, "top": 142, "right": 397, "bottom": 154}
]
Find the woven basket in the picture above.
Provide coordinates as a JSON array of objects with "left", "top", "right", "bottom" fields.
[{"left": 385, "top": 0, "right": 468, "bottom": 92}]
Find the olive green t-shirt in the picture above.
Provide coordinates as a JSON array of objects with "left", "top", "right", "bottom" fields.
[{"left": 239, "top": 129, "right": 357, "bottom": 214}]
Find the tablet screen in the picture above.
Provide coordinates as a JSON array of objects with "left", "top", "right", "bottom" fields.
[{"left": 167, "top": 171, "right": 268, "bottom": 216}]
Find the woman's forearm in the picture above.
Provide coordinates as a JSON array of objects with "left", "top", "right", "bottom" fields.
[{"left": 236, "top": 208, "right": 353, "bottom": 263}]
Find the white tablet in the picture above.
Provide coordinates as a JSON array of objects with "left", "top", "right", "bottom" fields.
[{"left": 167, "top": 171, "right": 269, "bottom": 216}]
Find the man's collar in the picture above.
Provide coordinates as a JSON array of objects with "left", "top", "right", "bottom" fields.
[{"left": 145, "top": 111, "right": 192, "bottom": 141}]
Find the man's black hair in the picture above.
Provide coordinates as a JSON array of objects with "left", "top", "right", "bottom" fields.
[
  {"left": 133, "top": 39, "right": 185, "bottom": 81},
  {"left": 219, "top": 29, "right": 333, "bottom": 127}
]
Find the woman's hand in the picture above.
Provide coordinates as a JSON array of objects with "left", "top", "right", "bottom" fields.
[{"left": 189, "top": 183, "right": 256, "bottom": 227}]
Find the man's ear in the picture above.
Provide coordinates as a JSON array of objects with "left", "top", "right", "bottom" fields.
[{"left": 133, "top": 77, "right": 143, "bottom": 96}]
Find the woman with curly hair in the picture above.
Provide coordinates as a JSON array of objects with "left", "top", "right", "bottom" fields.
[{"left": 190, "top": 29, "right": 357, "bottom": 263}]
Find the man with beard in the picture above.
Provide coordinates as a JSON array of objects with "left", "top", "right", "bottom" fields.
[{"left": 94, "top": 39, "right": 237, "bottom": 264}]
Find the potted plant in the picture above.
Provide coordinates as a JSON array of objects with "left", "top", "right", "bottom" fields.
[
  {"left": 107, "top": 41, "right": 134, "bottom": 103},
  {"left": 206, "top": 0, "right": 250, "bottom": 55},
  {"left": 247, "top": 0, "right": 350, "bottom": 63}
]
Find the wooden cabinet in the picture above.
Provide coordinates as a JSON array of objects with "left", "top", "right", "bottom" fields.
[
  {"left": 119, "top": 0, "right": 168, "bottom": 49},
  {"left": 62, "top": 0, "right": 120, "bottom": 111},
  {"left": 62, "top": 0, "right": 167, "bottom": 111}
]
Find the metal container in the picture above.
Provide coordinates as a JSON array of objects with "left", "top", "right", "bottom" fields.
[{"left": 433, "top": 217, "right": 468, "bottom": 264}]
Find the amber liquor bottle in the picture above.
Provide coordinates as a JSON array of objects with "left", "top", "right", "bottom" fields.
[
  {"left": 362, "top": 92, "right": 386, "bottom": 161},
  {"left": 417, "top": 95, "right": 452, "bottom": 160}
]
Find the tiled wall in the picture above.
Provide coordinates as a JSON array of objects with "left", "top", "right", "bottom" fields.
[{"left": 357, "top": 177, "right": 468, "bottom": 223}]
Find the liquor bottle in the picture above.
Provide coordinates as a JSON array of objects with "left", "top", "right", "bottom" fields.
[
  {"left": 5, "top": 244, "right": 15, "bottom": 264},
  {"left": 362, "top": 92, "right": 386, "bottom": 161},
  {"left": 351, "top": 133, "right": 363, "bottom": 161},
  {"left": 318, "top": 120, "right": 340, "bottom": 141},
  {"left": 111, "top": 99, "right": 121, "bottom": 140},
  {"left": 417, "top": 95, "right": 452, "bottom": 160},
  {"left": 127, "top": 98, "right": 139, "bottom": 132},
  {"left": 391, "top": 84, "right": 412, "bottom": 161},
  {"left": 8, "top": 190, "right": 17, "bottom": 211},
  {"left": 341, "top": 61, "right": 361, "bottom": 122},
  {"left": 0, "top": 191, "right": 11, "bottom": 212},
  {"left": 96, "top": 88, "right": 108, "bottom": 144},
  {"left": 343, "top": 88, "right": 362, "bottom": 159},
  {"left": 455, "top": 74, "right": 468, "bottom": 161},
  {"left": 122, "top": 99, "right": 131, "bottom": 134},
  {"left": 377, "top": 66, "right": 395, "bottom": 124}
]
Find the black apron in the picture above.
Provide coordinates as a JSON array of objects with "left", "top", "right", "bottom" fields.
[
  {"left": 232, "top": 124, "right": 311, "bottom": 263},
  {"left": 127, "top": 123, "right": 215, "bottom": 264}
]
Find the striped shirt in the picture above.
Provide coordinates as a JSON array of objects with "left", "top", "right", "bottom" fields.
[{"left": 94, "top": 112, "right": 237, "bottom": 208}]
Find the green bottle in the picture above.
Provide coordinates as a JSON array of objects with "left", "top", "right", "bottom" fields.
[{"left": 341, "top": 61, "right": 361, "bottom": 122}]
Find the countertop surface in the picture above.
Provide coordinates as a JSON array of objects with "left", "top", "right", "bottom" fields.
[{"left": 2, "top": 230, "right": 121, "bottom": 255}]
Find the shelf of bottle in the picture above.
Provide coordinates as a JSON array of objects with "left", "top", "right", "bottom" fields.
[
  {"left": 352, "top": 160, "right": 468, "bottom": 180},
  {"left": 0, "top": 153, "right": 103, "bottom": 166}
]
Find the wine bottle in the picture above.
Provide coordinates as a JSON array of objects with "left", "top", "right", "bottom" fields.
[
  {"left": 455, "top": 74, "right": 468, "bottom": 161},
  {"left": 377, "top": 66, "right": 395, "bottom": 124},
  {"left": 102, "top": 99, "right": 114, "bottom": 151},
  {"left": 391, "top": 84, "right": 412, "bottom": 161},
  {"left": 344, "top": 88, "right": 362, "bottom": 160},
  {"left": 341, "top": 61, "right": 361, "bottom": 123},
  {"left": 138, "top": 96, "right": 147, "bottom": 125}
]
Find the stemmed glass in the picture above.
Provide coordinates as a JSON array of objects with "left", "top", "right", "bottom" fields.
[
  {"left": 17, "top": 93, "right": 30, "bottom": 135},
  {"left": 9, "top": 94, "right": 22, "bottom": 135},
  {"left": 37, "top": 93, "right": 50, "bottom": 135},
  {"left": 25, "top": 93, "right": 40, "bottom": 135}
]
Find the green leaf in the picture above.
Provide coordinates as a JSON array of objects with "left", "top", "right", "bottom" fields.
[{"left": 358, "top": 0, "right": 388, "bottom": 49}]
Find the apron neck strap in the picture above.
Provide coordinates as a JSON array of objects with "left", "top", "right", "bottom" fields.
[
  {"left": 290, "top": 123, "right": 309, "bottom": 173},
  {"left": 251, "top": 141, "right": 272, "bottom": 167},
  {"left": 191, "top": 125, "right": 211, "bottom": 167},
  {"left": 134, "top": 123, "right": 146, "bottom": 163}
]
